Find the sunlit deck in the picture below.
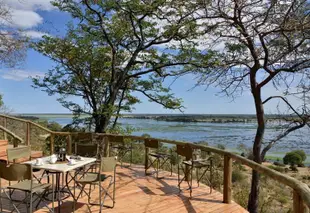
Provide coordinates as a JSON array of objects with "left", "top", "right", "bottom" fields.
[{"left": 1, "top": 164, "right": 248, "bottom": 213}]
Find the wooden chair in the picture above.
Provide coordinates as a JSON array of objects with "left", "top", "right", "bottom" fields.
[
  {"left": 0, "top": 162, "right": 52, "bottom": 213},
  {"left": 176, "top": 144, "right": 213, "bottom": 198},
  {"left": 74, "top": 156, "right": 117, "bottom": 212},
  {"left": 144, "top": 138, "right": 172, "bottom": 179},
  {"left": 108, "top": 135, "right": 133, "bottom": 167}
]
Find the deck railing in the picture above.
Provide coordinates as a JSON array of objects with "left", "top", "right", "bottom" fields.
[{"left": 0, "top": 113, "right": 310, "bottom": 212}]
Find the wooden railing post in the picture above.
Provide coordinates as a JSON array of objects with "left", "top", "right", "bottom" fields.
[
  {"left": 293, "top": 190, "right": 306, "bottom": 213},
  {"left": 223, "top": 155, "right": 232, "bottom": 204},
  {"left": 103, "top": 136, "right": 110, "bottom": 157},
  {"left": 67, "top": 134, "right": 72, "bottom": 155},
  {"left": 26, "top": 122, "right": 30, "bottom": 146},
  {"left": 3, "top": 117, "right": 7, "bottom": 140},
  {"left": 50, "top": 134, "right": 55, "bottom": 155},
  {"left": 145, "top": 146, "right": 149, "bottom": 175}
]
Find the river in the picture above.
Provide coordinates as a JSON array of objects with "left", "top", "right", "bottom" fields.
[{"left": 47, "top": 116, "right": 310, "bottom": 157}]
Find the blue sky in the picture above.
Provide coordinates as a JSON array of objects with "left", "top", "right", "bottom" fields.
[{"left": 0, "top": 0, "right": 295, "bottom": 114}]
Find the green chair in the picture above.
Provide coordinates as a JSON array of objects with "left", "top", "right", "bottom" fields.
[
  {"left": 7, "top": 147, "right": 41, "bottom": 182},
  {"left": 74, "top": 156, "right": 117, "bottom": 212},
  {"left": 176, "top": 144, "right": 213, "bottom": 198},
  {"left": 108, "top": 135, "right": 133, "bottom": 167},
  {"left": 7, "top": 146, "right": 32, "bottom": 164},
  {"left": 0, "top": 162, "right": 52, "bottom": 213},
  {"left": 75, "top": 143, "right": 100, "bottom": 158},
  {"left": 144, "top": 138, "right": 172, "bottom": 179}
]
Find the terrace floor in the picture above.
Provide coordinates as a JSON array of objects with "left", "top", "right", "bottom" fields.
[{"left": 1, "top": 164, "right": 248, "bottom": 213}]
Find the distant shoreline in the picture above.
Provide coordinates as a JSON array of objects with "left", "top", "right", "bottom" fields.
[{"left": 18, "top": 113, "right": 298, "bottom": 123}]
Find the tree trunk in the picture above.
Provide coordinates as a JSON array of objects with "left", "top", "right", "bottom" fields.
[
  {"left": 94, "top": 116, "right": 110, "bottom": 133},
  {"left": 248, "top": 86, "right": 265, "bottom": 213}
]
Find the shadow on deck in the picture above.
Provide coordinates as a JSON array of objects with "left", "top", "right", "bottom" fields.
[{"left": 1, "top": 165, "right": 248, "bottom": 213}]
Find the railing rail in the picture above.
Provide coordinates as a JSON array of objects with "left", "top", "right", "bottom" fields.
[{"left": 0, "top": 114, "right": 309, "bottom": 212}]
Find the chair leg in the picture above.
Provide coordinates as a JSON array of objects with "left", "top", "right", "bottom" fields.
[
  {"left": 156, "top": 158, "right": 159, "bottom": 179},
  {"left": 190, "top": 167, "right": 193, "bottom": 198},
  {"left": 197, "top": 168, "right": 200, "bottom": 187},
  {"left": 29, "top": 192, "right": 33, "bottom": 213}
]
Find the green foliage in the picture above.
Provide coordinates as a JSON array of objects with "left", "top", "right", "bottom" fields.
[
  {"left": 217, "top": 144, "right": 225, "bottom": 150},
  {"left": 0, "top": 95, "right": 3, "bottom": 107},
  {"left": 292, "top": 150, "right": 307, "bottom": 162},
  {"left": 0, "top": 4, "right": 26, "bottom": 68},
  {"left": 238, "top": 143, "right": 253, "bottom": 160},
  {"left": 232, "top": 169, "right": 246, "bottom": 183},
  {"left": 32, "top": 0, "right": 205, "bottom": 133},
  {"left": 37, "top": 120, "right": 63, "bottom": 132},
  {"left": 283, "top": 152, "right": 303, "bottom": 166}
]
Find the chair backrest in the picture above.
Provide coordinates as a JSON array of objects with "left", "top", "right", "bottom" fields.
[
  {"left": 7, "top": 146, "right": 31, "bottom": 163},
  {"left": 0, "top": 162, "right": 32, "bottom": 181},
  {"left": 77, "top": 133, "right": 93, "bottom": 143},
  {"left": 176, "top": 144, "right": 193, "bottom": 159},
  {"left": 144, "top": 139, "right": 159, "bottom": 149},
  {"left": 108, "top": 135, "right": 124, "bottom": 145},
  {"left": 75, "top": 143, "right": 99, "bottom": 157},
  {"left": 100, "top": 156, "right": 117, "bottom": 172}
]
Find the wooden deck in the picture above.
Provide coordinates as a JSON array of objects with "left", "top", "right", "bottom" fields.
[{"left": 1, "top": 165, "right": 248, "bottom": 213}]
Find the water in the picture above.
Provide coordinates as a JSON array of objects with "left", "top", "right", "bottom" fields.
[{"left": 47, "top": 117, "right": 310, "bottom": 154}]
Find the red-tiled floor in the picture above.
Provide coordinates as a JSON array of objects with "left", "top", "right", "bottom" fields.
[{"left": 1, "top": 165, "right": 248, "bottom": 213}]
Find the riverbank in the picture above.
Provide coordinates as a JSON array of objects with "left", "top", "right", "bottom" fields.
[
  {"left": 19, "top": 113, "right": 298, "bottom": 123},
  {"left": 16, "top": 113, "right": 310, "bottom": 156}
]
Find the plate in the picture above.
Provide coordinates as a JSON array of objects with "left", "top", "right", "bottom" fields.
[{"left": 68, "top": 161, "right": 77, "bottom": 166}]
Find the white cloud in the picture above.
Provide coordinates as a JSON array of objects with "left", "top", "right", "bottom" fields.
[
  {"left": 1, "top": 70, "right": 45, "bottom": 81},
  {"left": 21, "top": 30, "right": 48, "bottom": 39},
  {"left": 10, "top": 9, "right": 43, "bottom": 28},
  {"left": 1, "top": 0, "right": 55, "bottom": 29},
  {"left": 3, "top": 0, "right": 55, "bottom": 11}
]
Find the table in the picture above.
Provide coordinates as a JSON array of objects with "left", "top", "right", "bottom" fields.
[{"left": 25, "top": 155, "right": 97, "bottom": 212}]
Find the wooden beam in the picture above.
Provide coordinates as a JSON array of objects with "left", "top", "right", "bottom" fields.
[
  {"left": 26, "top": 122, "right": 30, "bottom": 146},
  {"left": 294, "top": 190, "right": 305, "bottom": 213},
  {"left": 50, "top": 134, "right": 55, "bottom": 155},
  {"left": 145, "top": 147, "right": 149, "bottom": 175},
  {"left": 67, "top": 134, "right": 72, "bottom": 155},
  {"left": 103, "top": 136, "right": 110, "bottom": 157},
  {"left": 223, "top": 155, "right": 232, "bottom": 204},
  {"left": 3, "top": 117, "right": 7, "bottom": 140}
]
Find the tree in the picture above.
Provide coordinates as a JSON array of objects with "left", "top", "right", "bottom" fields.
[
  {"left": 188, "top": 0, "right": 310, "bottom": 212},
  {"left": 0, "top": 95, "right": 3, "bottom": 108},
  {"left": 293, "top": 150, "right": 307, "bottom": 162},
  {"left": 283, "top": 152, "right": 303, "bottom": 166},
  {"left": 32, "top": 0, "right": 202, "bottom": 133},
  {"left": 0, "top": 0, "right": 26, "bottom": 68}
]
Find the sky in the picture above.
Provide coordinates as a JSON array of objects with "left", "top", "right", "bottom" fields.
[{"left": 0, "top": 0, "right": 301, "bottom": 114}]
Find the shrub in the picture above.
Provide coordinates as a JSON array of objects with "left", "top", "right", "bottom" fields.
[
  {"left": 298, "top": 163, "right": 305, "bottom": 167},
  {"left": 293, "top": 150, "right": 307, "bottom": 162},
  {"left": 217, "top": 144, "right": 225, "bottom": 150},
  {"left": 232, "top": 169, "right": 246, "bottom": 183},
  {"left": 283, "top": 152, "right": 302, "bottom": 166},
  {"left": 290, "top": 165, "right": 299, "bottom": 172}
]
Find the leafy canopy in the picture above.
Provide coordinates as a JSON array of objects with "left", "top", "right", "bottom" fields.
[
  {"left": 283, "top": 152, "right": 303, "bottom": 166},
  {"left": 32, "top": 0, "right": 207, "bottom": 132}
]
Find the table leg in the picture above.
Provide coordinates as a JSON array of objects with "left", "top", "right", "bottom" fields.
[
  {"left": 52, "top": 174, "right": 54, "bottom": 212},
  {"left": 57, "top": 173, "right": 61, "bottom": 213}
]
